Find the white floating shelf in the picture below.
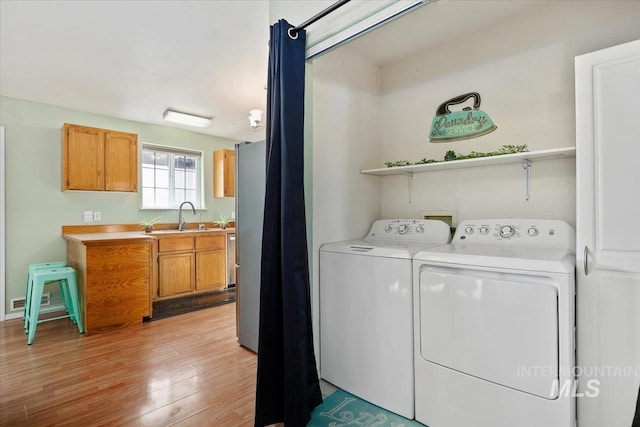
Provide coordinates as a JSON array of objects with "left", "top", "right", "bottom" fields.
[{"left": 360, "top": 147, "right": 576, "bottom": 176}]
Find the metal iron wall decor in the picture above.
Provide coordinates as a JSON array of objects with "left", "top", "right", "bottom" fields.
[{"left": 429, "top": 92, "right": 497, "bottom": 142}]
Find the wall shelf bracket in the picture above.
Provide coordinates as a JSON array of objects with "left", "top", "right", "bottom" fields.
[
  {"left": 403, "top": 172, "right": 414, "bottom": 204},
  {"left": 522, "top": 159, "right": 532, "bottom": 201}
]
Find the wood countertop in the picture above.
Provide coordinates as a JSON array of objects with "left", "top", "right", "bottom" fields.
[
  {"left": 63, "top": 231, "right": 155, "bottom": 244},
  {"left": 62, "top": 223, "right": 235, "bottom": 245}
]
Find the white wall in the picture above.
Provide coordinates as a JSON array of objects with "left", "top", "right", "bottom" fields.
[
  {"left": 311, "top": 46, "right": 382, "bottom": 354},
  {"left": 377, "top": 1, "right": 640, "bottom": 225}
]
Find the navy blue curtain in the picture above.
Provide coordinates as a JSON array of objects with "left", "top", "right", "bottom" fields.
[
  {"left": 633, "top": 386, "right": 639, "bottom": 427},
  {"left": 254, "top": 19, "right": 322, "bottom": 427}
]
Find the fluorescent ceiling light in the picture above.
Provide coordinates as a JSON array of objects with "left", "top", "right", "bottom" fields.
[{"left": 162, "top": 109, "right": 213, "bottom": 128}]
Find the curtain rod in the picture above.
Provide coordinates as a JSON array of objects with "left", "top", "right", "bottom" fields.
[{"left": 289, "top": 0, "right": 352, "bottom": 38}]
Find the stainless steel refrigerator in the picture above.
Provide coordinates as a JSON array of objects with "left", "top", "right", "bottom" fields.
[{"left": 235, "top": 140, "right": 265, "bottom": 353}]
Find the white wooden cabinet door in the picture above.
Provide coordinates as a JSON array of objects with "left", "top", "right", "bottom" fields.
[{"left": 575, "top": 39, "right": 640, "bottom": 427}]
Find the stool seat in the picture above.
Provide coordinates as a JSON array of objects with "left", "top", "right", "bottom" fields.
[
  {"left": 24, "top": 262, "right": 67, "bottom": 330},
  {"left": 25, "top": 266, "right": 83, "bottom": 345}
]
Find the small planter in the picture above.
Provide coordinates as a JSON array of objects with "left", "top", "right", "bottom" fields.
[
  {"left": 214, "top": 214, "right": 230, "bottom": 230},
  {"left": 140, "top": 217, "right": 161, "bottom": 233}
]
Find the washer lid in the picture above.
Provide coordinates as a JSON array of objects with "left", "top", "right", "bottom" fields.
[
  {"left": 414, "top": 243, "right": 575, "bottom": 273},
  {"left": 320, "top": 218, "right": 451, "bottom": 259},
  {"left": 321, "top": 239, "right": 447, "bottom": 259}
]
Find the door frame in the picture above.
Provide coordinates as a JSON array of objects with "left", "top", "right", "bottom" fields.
[{"left": 0, "top": 125, "right": 5, "bottom": 321}]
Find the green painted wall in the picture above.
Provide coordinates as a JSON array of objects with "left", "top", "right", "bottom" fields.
[{"left": 0, "top": 96, "right": 238, "bottom": 316}]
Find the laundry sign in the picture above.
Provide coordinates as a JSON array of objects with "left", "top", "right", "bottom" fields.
[{"left": 429, "top": 92, "right": 497, "bottom": 142}]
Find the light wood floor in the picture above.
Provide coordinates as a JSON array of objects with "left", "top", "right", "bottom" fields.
[{"left": 0, "top": 303, "right": 258, "bottom": 426}]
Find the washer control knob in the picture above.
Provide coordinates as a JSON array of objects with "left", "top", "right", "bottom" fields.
[
  {"left": 500, "top": 225, "right": 515, "bottom": 238},
  {"left": 479, "top": 226, "right": 489, "bottom": 235},
  {"left": 385, "top": 225, "right": 392, "bottom": 233},
  {"left": 416, "top": 225, "right": 424, "bottom": 233},
  {"left": 527, "top": 227, "right": 539, "bottom": 236},
  {"left": 464, "top": 226, "right": 474, "bottom": 234},
  {"left": 397, "top": 224, "right": 409, "bottom": 234}
]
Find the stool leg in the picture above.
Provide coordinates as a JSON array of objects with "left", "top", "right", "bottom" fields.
[
  {"left": 27, "top": 277, "right": 44, "bottom": 345},
  {"left": 59, "top": 280, "right": 71, "bottom": 315},
  {"left": 59, "top": 279, "right": 75, "bottom": 324},
  {"left": 65, "top": 274, "right": 83, "bottom": 334},
  {"left": 24, "top": 269, "right": 34, "bottom": 331}
]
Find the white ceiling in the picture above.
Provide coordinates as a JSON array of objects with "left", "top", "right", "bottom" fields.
[
  {"left": 345, "top": 0, "right": 544, "bottom": 66},
  {"left": 0, "top": 0, "right": 543, "bottom": 142},
  {"left": 0, "top": 0, "right": 270, "bottom": 142}
]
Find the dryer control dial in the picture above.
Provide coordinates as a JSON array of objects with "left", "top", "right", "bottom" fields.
[
  {"left": 527, "top": 227, "right": 539, "bottom": 236},
  {"left": 416, "top": 225, "right": 424, "bottom": 233},
  {"left": 385, "top": 225, "right": 392, "bottom": 233},
  {"left": 397, "top": 224, "right": 409, "bottom": 234},
  {"left": 479, "top": 226, "right": 489, "bottom": 235},
  {"left": 464, "top": 226, "right": 474, "bottom": 234},
  {"left": 499, "top": 225, "right": 515, "bottom": 238}
]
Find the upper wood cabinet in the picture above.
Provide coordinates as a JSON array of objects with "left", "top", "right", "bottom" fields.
[
  {"left": 62, "top": 123, "right": 138, "bottom": 192},
  {"left": 214, "top": 148, "right": 235, "bottom": 197}
]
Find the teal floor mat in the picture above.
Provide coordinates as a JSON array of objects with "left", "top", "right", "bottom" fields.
[{"left": 308, "top": 389, "right": 425, "bottom": 427}]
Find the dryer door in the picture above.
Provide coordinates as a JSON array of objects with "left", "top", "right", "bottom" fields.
[{"left": 417, "top": 264, "right": 559, "bottom": 399}]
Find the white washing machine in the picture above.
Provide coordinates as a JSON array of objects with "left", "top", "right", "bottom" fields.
[
  {"left": 413, "top": 219, "right": 576, "bottom": 427},
  {"left": 320, "top": 219, "right": 451, "bottom": 419}
]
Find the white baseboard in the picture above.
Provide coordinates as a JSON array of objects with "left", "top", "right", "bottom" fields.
[{"left": 4, "top": 304, "right": 67, "bottom": 321}]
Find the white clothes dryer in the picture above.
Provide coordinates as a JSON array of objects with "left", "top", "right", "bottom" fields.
[
  {"left": 320, "top": 219, "right": 451, "bottom": 419},
  {"left": 413, "top": 219, "right": 576, "bottom": 427}
]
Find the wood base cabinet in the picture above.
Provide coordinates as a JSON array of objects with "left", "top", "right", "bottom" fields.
[
  {"left": 66, "top": 239, "right": 152, "bottom": 335},
  {"left": 155, "top": 233, "right": 226, "bottom": 299}
]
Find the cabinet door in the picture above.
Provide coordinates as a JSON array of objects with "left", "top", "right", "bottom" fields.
[
  {"left": 105, "top": 131, "right": 138, "bottom": 192},
  {"left": 223, "top": 150, "right": 235, "bottom": 197},
  {"left": 576, "top": 39, "right": 640, "bottom": 427},
  {"left": 84, "top": 241, "right": 151, "bottom": 334},
  {"left": 196, "top": 249, "right": 226, "bottom": 291},
  {"left": 214, "top": 149, "right": 235, "bottom": 197},
  {"left": 158, "top": 253, "right": 194, "bottom": 297},
  {"left": 64, "top": 124, "right": 104, "bottom": 190}
]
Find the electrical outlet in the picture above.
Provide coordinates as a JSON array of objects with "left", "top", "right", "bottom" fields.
[
  {"left": 231, "top": 211, "right": 235, "bottom": 219},
  {"left": 93, "top": 211, "right": 101, "bottom": 221},
  {"left": 83, "top": 211, "right": 93, "bottom": 223}
]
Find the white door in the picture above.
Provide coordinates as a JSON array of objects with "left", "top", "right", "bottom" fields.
[
  {"left": 575, "top": 39, "right": 640, "bottom": 427},
  {"left": 0, "top": 126, "right": 4, "bottom": 321}
]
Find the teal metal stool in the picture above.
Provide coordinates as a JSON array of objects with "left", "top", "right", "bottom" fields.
[
  {"left": 23, "top": 262, "right": 68, "bottom": 331},
  {"left": 26, "top": 267, "right": 83, "bottom": 345}
]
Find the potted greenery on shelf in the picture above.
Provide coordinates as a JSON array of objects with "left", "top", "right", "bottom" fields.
[
  {"left": 214, "top": 213, "right": 230, "bottom": 229},
  {"left": 140, "top": 217, "right": 162, "bottom": 233}
]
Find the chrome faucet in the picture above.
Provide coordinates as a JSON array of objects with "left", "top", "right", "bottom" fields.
[{"left": 178, "top": 201, "right": 196, "bottom": 231}]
